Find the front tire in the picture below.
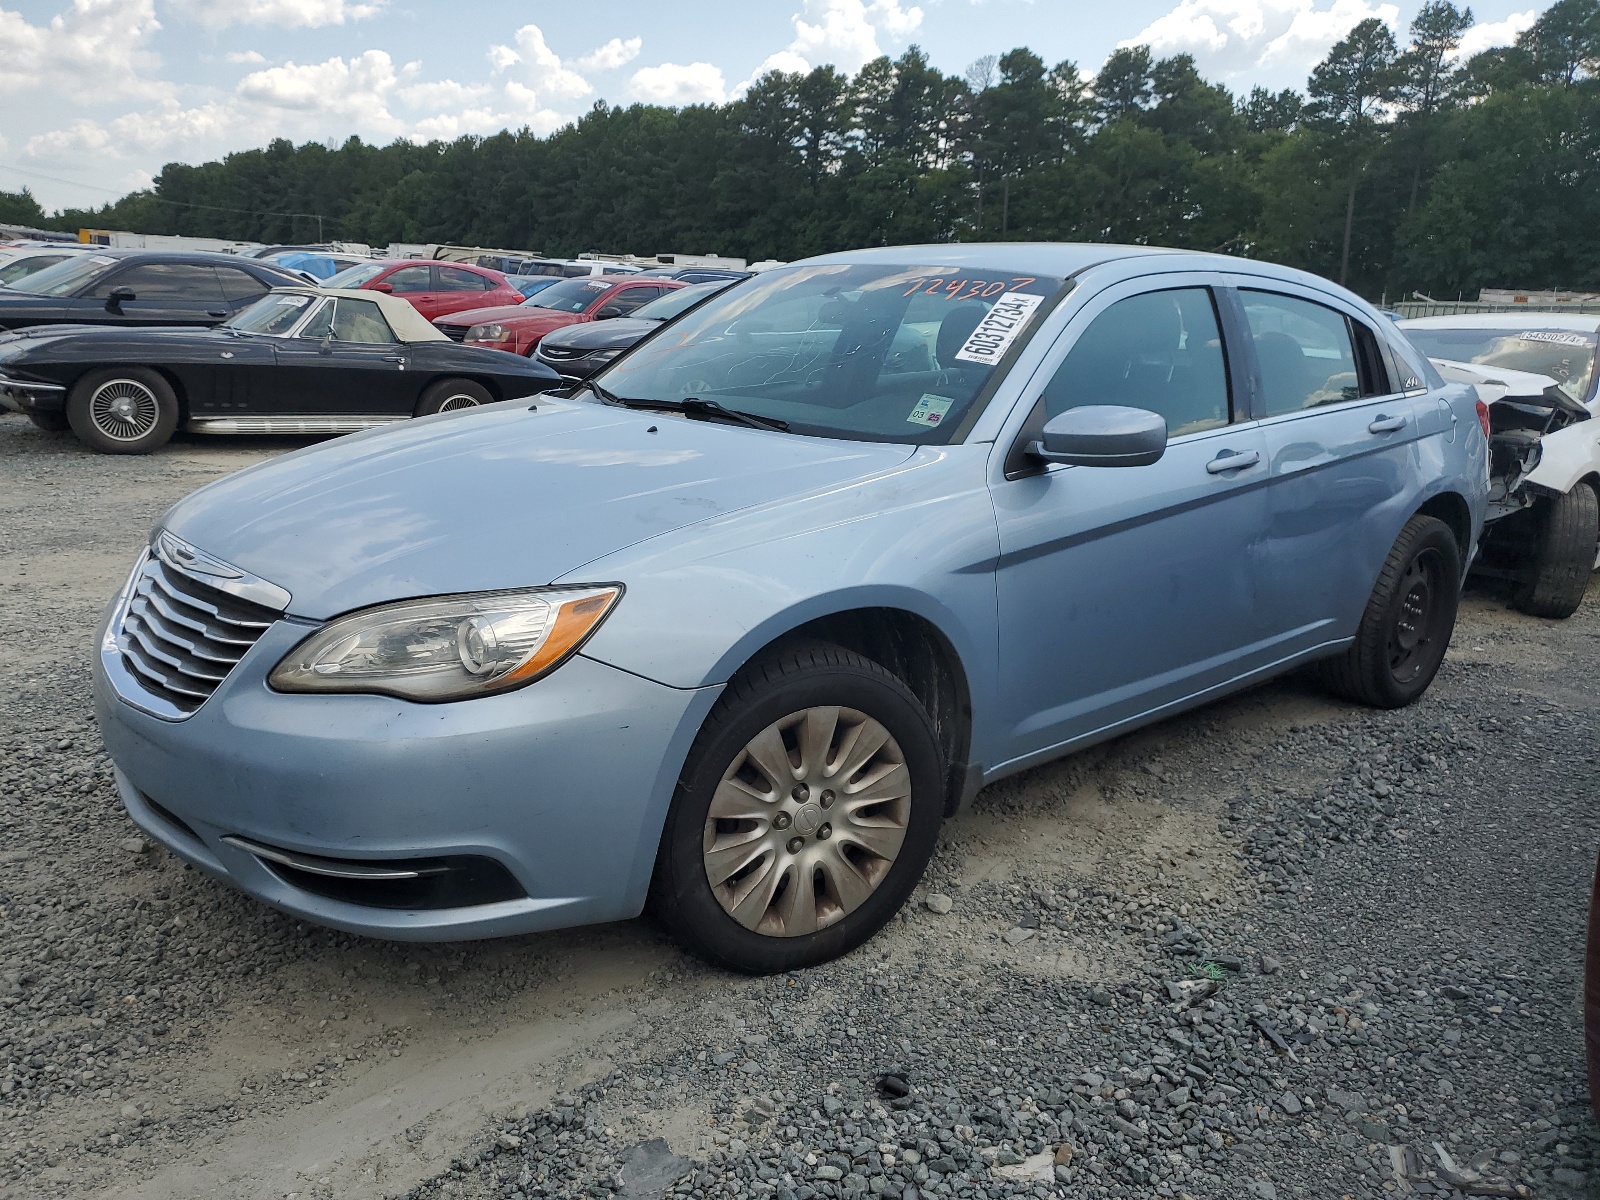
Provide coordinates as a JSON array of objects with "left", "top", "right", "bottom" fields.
[
  {"left": 1511, "top": 484, "right": 1597, "bottom": 619},
  {"left": 650, "top": 643, "right": 946, "bottom": 974},
  {"left": 415, "top": 378, "right": 492, "bottom": 416},
  {"left": 65, "top": 368, "right": 178, "bottom": 454},
  {"left": 1320, "top": 514, "right": 1461, "bottom": 709}
]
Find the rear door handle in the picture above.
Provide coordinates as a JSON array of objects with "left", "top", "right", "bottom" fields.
[
  {"left": 1368, "top": 414, "right": 1407, "bottom": 434},
  {"left": 1206, "top": 449, "right": 1261, "bottom": 474}
]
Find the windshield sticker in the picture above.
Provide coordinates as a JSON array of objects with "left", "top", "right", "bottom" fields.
[
  {"left": 275, "top": 295, "right": 311, "bottom": 307},
  {"left": 89, "top": 255, "right": 116, "bottom": 265},
  {"left": 953, "top": 292, "right": 1045, "bottom": 365},
  {"left": 1519, "top": 330, "right": 1594, "bottom": 346},
  {"left": 907, "top": 394, "right": 954, "bottom": 427}
]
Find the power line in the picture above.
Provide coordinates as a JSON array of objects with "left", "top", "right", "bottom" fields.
[{"left": 0, "top": 161, "right": 332, "bottom": 234}]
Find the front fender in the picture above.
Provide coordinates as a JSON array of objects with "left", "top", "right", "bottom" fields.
[{"left": 1524, "top": 418, "right": 1600, "bottom": 496}]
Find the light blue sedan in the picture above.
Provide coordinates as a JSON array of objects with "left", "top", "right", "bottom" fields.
[{"left": 93, "top": 244, "right": 1488, "bottom": 973}]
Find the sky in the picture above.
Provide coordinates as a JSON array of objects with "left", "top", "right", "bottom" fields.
[{"left": 0, "top": 0, "right": 1550, "bottom": 213}]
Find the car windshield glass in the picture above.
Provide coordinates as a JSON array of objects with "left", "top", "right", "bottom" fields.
[
  {"left": 225, "top": 293, "right": 317, "bottom": 335},
  {"left": 1404, "top": 326, "right": 1599, "bottom": 402},
  {"left": 632, "top": 281, "right": 725, "bottom": 322},
  {"left": 524, "top": 277, "right": 613, "bottom": 312},
  {"left": 8, "top": 253, "right": 119, "bottom": 296},
  {"left": 597, "top": 263, "right": 1065, "bottom": 442},
  {"left": 323, "top": 262, "right": 390, "bottom": 289},
  {"left": 513, "top": 277, "right": 559, "bottom": 296},
  {"left": 0, "top": 255, "right": 69, "bottom": 284}
]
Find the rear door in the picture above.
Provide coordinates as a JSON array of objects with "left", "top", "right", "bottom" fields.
[
  {"left": 212, "top": 264, "right": 273, "bottom": 318},
  {"left": 1224, "top": 279, "right": 1425, "bottom": 653},
  {"left": 81, "top": 262, "right": 230, "bottom": 326},
  {"left": 432, "top": 265, "right": 501, "bottom": 318}
]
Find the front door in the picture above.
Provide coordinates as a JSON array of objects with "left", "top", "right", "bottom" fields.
[
  {"left": 379, "top": 263, "right": 439, "bottom": 319},
  {"left": 1225, "top": 281, "right": 1426, "bottom": 653},
  {"left": 80, "top": 262, "right": 231, "bottom": 327},
  {"left": 271, "top": 296, "right": 412, "bottom": 415},
  {"left": 991, "top": 279, "right": 1272, "bottom": 768}
]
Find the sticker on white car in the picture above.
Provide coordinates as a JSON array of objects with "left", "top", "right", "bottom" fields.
[{"left": 953, "top": 292, "right": 1045, "bottom": 365}]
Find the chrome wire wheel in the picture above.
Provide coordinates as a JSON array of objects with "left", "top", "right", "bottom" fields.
[
  {"left": 436, "top": 392, "right": 481, "bottom": 412},
  {"left": 88, "top": 378, "right": 160, "bottom": 442},
  {"left": 702, "top": 706, "right": 911, "bottom": 938}
]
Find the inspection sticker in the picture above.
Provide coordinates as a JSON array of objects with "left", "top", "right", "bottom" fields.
[
  {"left": 907, "top": 394, "right": 954, "bottom": 427},
  {"left": 953, "top": 291, "right": 1045, "bottom": 365}
]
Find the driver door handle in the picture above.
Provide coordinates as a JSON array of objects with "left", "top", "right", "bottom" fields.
[
  {"left": 1368, "top": 414, "right": 1407, "bottom": 434},
  {"left": 1206, "top": 449, "right": 1261, "bottom": 474}
]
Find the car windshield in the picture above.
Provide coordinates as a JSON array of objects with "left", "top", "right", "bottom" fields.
[
  {"left": 513, "top": 277, "right": 560, "bottom": 297},
  {"left": 523, "top": 277, "right": 613, "bottom": 312},
  {"left": 597, "top": 263, "right": 1065, "bottom": 442},
  {"left": 225, "top": 293, "right": 317, "bottom": 335},
  {"left": 632, "top": 281, "right": 727, "bottom": 322},
  {"left": 323, "top": 262, "right": 391, "bottom": 289},
  {"left": 0, "top": 254, "right": 71, "bottom": 285},
  {"left": 1404, "top": 325, "right": 1599, "bottom": 402},
  {"left": 7, "top": 253, "right": 120, "bottom": 296}
]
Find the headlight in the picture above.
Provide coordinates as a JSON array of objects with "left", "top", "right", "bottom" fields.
[
  {"left": 268, "top": 585, "right": 621, "bottom": 701},
  {"left": 466, "top": 323, "right": 511, "bottom": 343}
]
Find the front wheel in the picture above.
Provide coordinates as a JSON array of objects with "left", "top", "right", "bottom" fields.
[
  {"left": 1511, "top": 484, "right": 1597, "bottom": 619},
  {"left": 415, "top": 378, "right": 492, "bottom": 416},
  {"left": 650, "top": 643, "right": 946, "bottom": 974},
  {"left": 65, "top": 368, "right": 178, "bottom": 454},
  {"left": 1320, "top": 513, "right": 1461, "bottom": 709}
]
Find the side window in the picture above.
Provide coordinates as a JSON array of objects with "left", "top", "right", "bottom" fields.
[
  {"left": 215, "top": 267, "right": 269, "bottom": 303},
  {"left": 437, "top": 266, "right": 490, "bottom": 292},
  {"left": 329, "top": 298, "right": 395, "bottom": 343},
  {"left": 604, "top": 286, "right": 660, "bottom": 315},
  {"left": 296, "top": 299, "right": 334, "bottom": 340},
  {"left": 1240, "top": 291, "right": 1363, "bottom": 415},
  {"left": 1041, "top": 288, "right": 1231, "bottom": 438},
  {"left": 385, "top": 265, "right": 432, "bottom": 294},
  {"left": 91, "top": 263, "right": 224, "bottom": 301}
]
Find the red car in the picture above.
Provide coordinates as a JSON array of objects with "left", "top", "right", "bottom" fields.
[
  {"left": 435, "top": 276, "right": 685, "bottom": 355},
  {"left": 323, "top": 260, "right": 524, "bottom": 322}
]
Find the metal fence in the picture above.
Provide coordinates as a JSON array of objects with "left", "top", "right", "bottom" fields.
[{"left": 1392, "top": 300, "right": 1600, "bottom": 319}]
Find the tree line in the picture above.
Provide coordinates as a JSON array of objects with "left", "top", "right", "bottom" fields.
[{"left": 5, "top": 0, "right": 1600, "bottom": 301}]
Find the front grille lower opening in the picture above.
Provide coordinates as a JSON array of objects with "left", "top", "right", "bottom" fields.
[
  {"left": 254, "top": 849, "right": 527, "bottom": 910},
  {"left": 142, "top": 794, "right": 203, "bottom": 845}
]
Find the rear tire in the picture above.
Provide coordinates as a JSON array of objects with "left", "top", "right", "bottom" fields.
[
  {"left": 1511, "top": 484, "right": 1597, "bottom": 619},
  {"left": 1320, "top": 514, "right": 1460, "bottom": 709},
  {"left": 649, "top": 643, "right": 945, "bottom": 974},
  {"left": 415, "top": 378, "right": 492, "bottom": 416},
  {"left": 65, "top": 368, "right": 178, "bottom": 454},
  {"left": 26, "top": 410, "right": 70, "bottom": 433}
]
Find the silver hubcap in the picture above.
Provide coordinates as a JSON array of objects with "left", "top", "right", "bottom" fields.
[
  {"left": 437, "top": 393, "right": 480, "bottom": 412},
  {"left": 89, "top": 379, "right": 159, "bottom": 441},
  {"left": 702, "top": 706, "right": 911, "bottom": 937}
]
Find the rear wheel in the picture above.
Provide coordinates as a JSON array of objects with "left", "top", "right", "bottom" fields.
[
  {"left": 26, "top": 410, "right": 70, "bottom": 433},
  {"left": 1511, "top": 484, "right": 1597, "bottom": 619},
  {"left": 66, "top": 368, "right": 179, "bottom": 454},
  {"left": 650, "top": 643, "right": 945, "bottom": 974},
  {"left": 1320, "top": 514, "right": 1460, "bottom": 709},
  {"left": 415, "top": 378, "right": 492, "bottom": 416}
]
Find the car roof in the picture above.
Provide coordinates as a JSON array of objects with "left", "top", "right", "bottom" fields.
[
  {"left": 266, "top": 286, "right": 448, "bottom": 343},
  {"left": 802, "top": 242, "right": 1199, "bottom": 276},
  {"left": 1399, "top": 312, "right": 1600, "bottom": 332},
  {"left": 78, "top": 248, "right": 296, "bottom": 269}
]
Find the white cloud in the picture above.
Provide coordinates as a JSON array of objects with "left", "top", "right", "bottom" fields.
[
  {"left": 1453, "top": 9, "right": 1537, "bottom": 61},
  {"left": 1118, "top": 0, "right": 1399, "bottom": 82},
  {"left": 397, "top": 78, "right": 491, "bottom": 110},
  {"left": 577, "top": 35, "right": 642, "bottom": 72},
  {"left": 165, "top": 0, "right": 385, "bottom": 31},
  {"left": 0, "top": 0, "right": 170, "bottom": 101},
  {"left": 487, "top": 23, "right": 591, "bottom": 101},
  {"left": 24, "top": 119, "right": 114, "bottom": 161},
  {"left": 224, "top": 49, "right": 265, "bottom": 63},
  {"left": 733, "top": 0, "right": 922, "bottom": 93},
  {"left": 235, "top": 49, "right": 411, "bottom": 135},
  {"left": 629, "top": 60, "right": 727, "bottom": 105}
]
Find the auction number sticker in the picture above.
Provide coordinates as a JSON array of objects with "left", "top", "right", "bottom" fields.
[
  {"left": 953, "top": 292, "right": 1045, "bottom": 365},
  {"left": 275, "top": 295, "right": 311, "bottom": 307},
  {"left": 907, "top": 394, "right": 954, "bottom": 427},
  {"left": 1519, "top": 330, "right": 1594, "bottom": 346}
]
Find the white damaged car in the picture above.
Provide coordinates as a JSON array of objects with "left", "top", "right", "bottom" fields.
[{"left": 1400, "top": 314, "right": 1600, "bottom": 618}]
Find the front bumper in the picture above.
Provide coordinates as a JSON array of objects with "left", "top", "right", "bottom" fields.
[
  {"left": 94, "top": 603, "right": 720, "bottom": 941},
  {"left": 0, "top": 369, "right": 65, "bottom": 415}
]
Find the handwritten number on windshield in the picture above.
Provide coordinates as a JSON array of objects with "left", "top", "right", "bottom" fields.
[{"left": 899, "top": 277, "right": 1038, "bottom": 301}]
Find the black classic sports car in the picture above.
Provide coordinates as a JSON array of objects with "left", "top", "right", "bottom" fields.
[
  {"left": 0, "top": 250, "right": 305, "bottom": 332},
  {"left": 0, "top": 288, "right": 561, "bottom": 453}
]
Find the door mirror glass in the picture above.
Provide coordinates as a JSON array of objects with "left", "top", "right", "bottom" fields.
[
  {"left": 1030, "top": 405, "right": 1168, "bottom": 467},
  {"left": 371, "top": 282, "right": 394, "bottom": 294},
  {"left": 107, "top": 285, "right": 136, "bottom": 304}
]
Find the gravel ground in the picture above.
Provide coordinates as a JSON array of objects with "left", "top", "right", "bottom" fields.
[{"left": 0, "top": 414, "right": 1595, "bottom": 1200}]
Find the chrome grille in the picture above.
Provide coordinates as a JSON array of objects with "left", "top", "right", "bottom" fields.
[
  {"left": 536, "top": 344, "right": 581, "bottom": 360},
  {"left": 115, "top": 555, "right": 280, "bottom": 714}
]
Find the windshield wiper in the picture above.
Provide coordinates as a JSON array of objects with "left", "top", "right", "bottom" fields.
[
  {"left": 573, "top": 376, "right": 624, "bottom": 406},
  {"left": 574, "top": 380, "right": 788, "bottom": 432}
]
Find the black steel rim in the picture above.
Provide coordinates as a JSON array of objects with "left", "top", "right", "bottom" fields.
[{"left": 1387, "top": 547, "right": 1443, "bottom": 683}]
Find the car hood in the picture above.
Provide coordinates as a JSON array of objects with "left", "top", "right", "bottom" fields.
[
  {"left": 157, "top": 397, "right": 916, "bottom": 620},
  {"left": 437, "top": 304, "right": 541, "bottom": 327},
  {"left": 0, "top": 322, "right": 220, "bottom": 358},
  {"left": 540, "top": 318, "right": 657, "bottom": 352},
  {"left": 1429, "top": 357, "right": 1564, "bottom": 404}
]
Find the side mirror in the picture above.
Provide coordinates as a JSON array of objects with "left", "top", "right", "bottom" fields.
[
  {"left": 1028, "top": 405, "right": 1168, "bottom": 467},
  {"left": 372, "top": 282, "right": 394, "bottom": 294},
  {"left": 595, "top": 305, "right": 624, "bottom": 319},
  {"left": 107, "top": 285, "right": 136, "bottom": 306},
  {"left": 318, "top": 333, "right": 335, "bottom": 354}
]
